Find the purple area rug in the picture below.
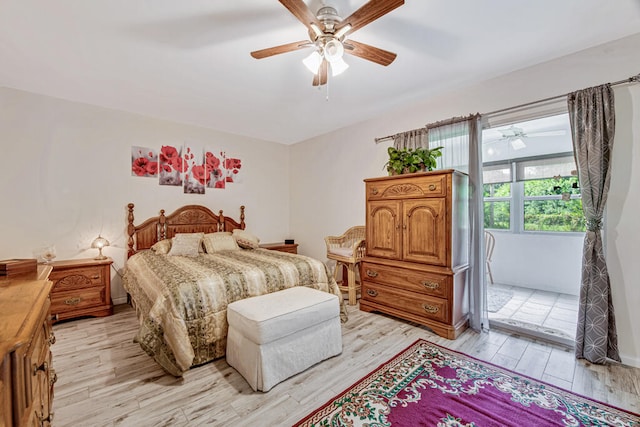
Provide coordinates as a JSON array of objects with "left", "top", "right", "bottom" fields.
[{"left": 294, "top": 339, "right": 639, "bottom": 427}]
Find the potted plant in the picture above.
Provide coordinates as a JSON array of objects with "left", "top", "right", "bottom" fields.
[
  {"left": 384, "top": 147, "right": 408, "bottom": 175},
  {"left": 384, "top": 146, "right": 444, "bottom": 175},
  {"left": 414, "top": 146, "right": 443, "bottom": 171}
]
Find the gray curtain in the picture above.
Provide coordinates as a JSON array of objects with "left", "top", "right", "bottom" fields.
[
  {"left": 429, "top": 114, "right": 487, "bottom": 331},
  {"left": 393, "top": 128, "right": 428, "bottom": 150},
  {"left": 568, "top": 84, "right": 621, "bottom": 364}
]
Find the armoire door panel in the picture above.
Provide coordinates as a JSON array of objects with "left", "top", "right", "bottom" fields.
[
  {"left": 366, "top": 200, "right": 402, "bottom": 259},
  {"left": 402, "top": 199, "right": 447, "bottom": 265}
]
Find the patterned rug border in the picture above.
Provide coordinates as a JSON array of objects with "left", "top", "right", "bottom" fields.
[{"left": 294, "top": 338, "right": 640, "bottom": 426}]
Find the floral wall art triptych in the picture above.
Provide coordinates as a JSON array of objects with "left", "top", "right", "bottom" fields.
[{"left": 131, "top": 144, "right": 243, "bottom": 194}]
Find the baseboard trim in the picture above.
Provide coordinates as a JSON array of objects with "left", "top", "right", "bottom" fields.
[{"left": 113, "top": 296, "right": 128, "bottom": 305}]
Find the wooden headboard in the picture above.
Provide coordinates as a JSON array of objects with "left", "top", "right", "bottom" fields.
[{"left": 126, "top": 203, "right": 246, "bottom": 258}]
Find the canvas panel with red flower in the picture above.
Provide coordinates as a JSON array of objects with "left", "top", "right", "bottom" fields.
[
  {"left": 131, "top": 144, "right": 242, "bottom": 194},
  {"left": 131, "top": 146, "right": 158, "bottom": 177},
  {"left": 225, "top": 157, "right": 242, "bottom": 183}
]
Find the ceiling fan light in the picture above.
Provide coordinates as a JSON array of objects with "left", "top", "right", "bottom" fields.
[
  {"left": 309, "top": 23, "right": 323, "bottom": 39},
  {"left": 330, "top": 57, "right": 349, "bottom": 76},
  {"left": 334, "top": 24, "right": 352, "bottom": 39},
  {"left": 323, "top": 39, "right": 344, "bottom": 62},
  {"left": 302, "top": 51, "right": 322, "bottom": 74},
  {"left": 510, "top": 137, "right": 526, "bottom": 150}
]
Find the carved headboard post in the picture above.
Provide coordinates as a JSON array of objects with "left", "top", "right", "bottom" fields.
[
  {"left": 218, "top": 210, "right": 225, "bottom": 231},
  {"left": 127, "top": 203, "right": 135, "bottom": 258},
  {"left": 159, "top": 209, "right": 166, "bottom": 241},
  {"left": 240, "top": 205, "right": 246, "bottom": 230}
]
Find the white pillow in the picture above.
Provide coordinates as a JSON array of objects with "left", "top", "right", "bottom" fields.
[
  {"left": 232, "top": 229, "right": 260, "bottom": 249},
  {"left": 150, "top": 239, "right": 172, "bottom": 254},
  {"left": 167, "top": 233, "right": 204, "bottom": 257},
  {"left": 203, "top": 232, "right": 240, "bottom": 253}
]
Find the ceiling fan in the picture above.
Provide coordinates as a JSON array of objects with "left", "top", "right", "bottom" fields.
[
  {"left": 492, "top": 125, "right": 567, "bottom": 150},
  {"left": 250, "top": 0, "right": 404, "bottom": 86}
]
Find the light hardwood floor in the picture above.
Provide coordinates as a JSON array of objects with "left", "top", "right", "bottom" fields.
[{"left": 51, "top": 304, "right": 640, "bottom": 426}]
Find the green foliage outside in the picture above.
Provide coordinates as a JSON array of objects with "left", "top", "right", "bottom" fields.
[
  {"left": 484, "top": 182, "right": 511, "bottom": 230},
  {"left": 484, "top": 201, "right": 510, "bottom": 229},
  {"left": 484, "top": 177, "right": 586, "bottom": 232}
]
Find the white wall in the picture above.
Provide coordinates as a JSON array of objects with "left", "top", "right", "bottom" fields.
[
  {"left": 290, "top": 33, "right": 640, "bottom": 367},
  {"left": 0, "top": 88, "right": 291, "bottom": 304},
  {"left": 489, "top": 232, "right": 583, "bottom": 295}
]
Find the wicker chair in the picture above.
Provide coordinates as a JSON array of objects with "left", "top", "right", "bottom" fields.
[{"left": 324, "top": 226, "right": 366, "bottom": 305}]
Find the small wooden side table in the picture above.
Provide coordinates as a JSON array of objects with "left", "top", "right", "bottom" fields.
[
  {"left": 259, "top": 243, "right": 298, "bottom": 254},
  {"left": 48, "top": 257, "right": 113, "bottom": 322}
]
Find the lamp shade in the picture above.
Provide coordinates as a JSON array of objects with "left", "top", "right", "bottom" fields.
[
  {"left": 91, "top": 235, "right": 110, "bottom": 260},
  {"left": 302, "top": 51, "right": 322, "bottom": 74},
  {"left": 323, "top": 39, "right": 344, "bottom": 62},
  {"left": 330, "top": 57, "right": 349, "bottom": 76}
]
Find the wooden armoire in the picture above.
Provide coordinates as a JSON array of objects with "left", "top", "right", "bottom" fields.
[{"left": 361, "top": 169, "right": 470, "bottom": 339}]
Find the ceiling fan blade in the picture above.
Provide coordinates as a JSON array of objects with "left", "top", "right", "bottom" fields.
[
  {"left": 344, "top": 40, "right": 397, "bottom": 66},
  {"left": 279, "top": 0, "right": 321, "bottom": 30},
  {"left": 250, "top": 40, "right": 311, "bottom": 59},
  {"left": 335, "top": 0, "right": 404, "bottom": 36},
  {"left": 312, "top": 60, "right": 329, "bottom": 86}
]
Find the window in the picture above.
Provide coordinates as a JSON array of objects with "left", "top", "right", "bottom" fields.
[{"left": 482, "top": 113, "right": 585, "bottom": 233}]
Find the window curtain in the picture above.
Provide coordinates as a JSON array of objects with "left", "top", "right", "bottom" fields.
[
  {"left": 568, "top": 84, "right": 621, "bottom": 364},
  {"left": 429, "top": 115, "right": 488, "bottom": 331},
  {"left": 393, "top": 128, "right": 428, "bottom": 150}
]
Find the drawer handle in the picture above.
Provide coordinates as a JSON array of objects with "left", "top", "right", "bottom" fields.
[
  {"left": 421, "top": 281, "right": 440, "bottom": 290},
  {"left": 428, "top": 184, "right": 436, "bottom": 191},
  {"left": 64, "top": 297, "right": 82, "bottom": 306},
  {"left": 33, "top": 361, "right": 48, "bottom": 376},
  {"left": 50, "top": 368, "right": 58, "bottom": 385},
  {"left": 371, "top": 188, "right": 379, "bottom": 195},
  {"left": 48, "top": 332, "right": 56, "bottom": 345},
  {"left": 92, "top": 275, "right": 100, "bottom": 279},
  {"left": 39, "top": 412, "right": 54, "bottom": 426},
  {"left": 366, "top": 289, "right": 378, "bottom": 297},
  {"left": 366, "top": 270, "right": 378, "bottom": 278},
  {"left": 422, "top": 304, "right": 439, "bottom": 314},
  {"left": 50, "top": 313, "right": 59, "bottom": 322}
]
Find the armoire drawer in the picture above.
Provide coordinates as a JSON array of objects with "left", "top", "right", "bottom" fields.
[
  {"left": 366, "top": 173, "right": 447, "bottom": 200},
  {"left": 362, "top": 282, "right": 449, "bottom": 323},
  {"left": 361, "top": 262, "right": 450, "bottom": 298}
]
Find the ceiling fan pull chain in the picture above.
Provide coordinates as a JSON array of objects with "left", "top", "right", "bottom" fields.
[{"left": 326, "top": 74, "right": 330, "bottom": 101}]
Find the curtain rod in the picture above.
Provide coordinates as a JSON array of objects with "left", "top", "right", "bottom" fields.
[{"left": 374, "top": 72, "right": 640, "bottom": 144}]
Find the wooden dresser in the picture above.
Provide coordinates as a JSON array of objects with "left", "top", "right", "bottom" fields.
[
  {"left": 361, "top": 170, "right": 470, "bottom": 339},
  {"left": 49, "top": 258, "right": 113, "bottom": 323},
  {"left": 0, "top": 266, "right": 56, "bottom": 427},
  {"left": 259, "top": 243, "right": 298, "bottom": 254}
]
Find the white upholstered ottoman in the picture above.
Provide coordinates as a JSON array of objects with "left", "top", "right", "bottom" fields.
[{"left": 226, "top": 286, "right": 342, "bottom": 392}]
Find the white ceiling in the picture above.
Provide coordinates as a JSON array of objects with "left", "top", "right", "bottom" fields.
[{"left": 2, "top": 1, "right": 640, "bottom": 145}]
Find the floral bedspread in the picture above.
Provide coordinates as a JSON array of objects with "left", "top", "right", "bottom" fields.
[{"left": 123, "top": 248, "right": 347, "bottom": 376}]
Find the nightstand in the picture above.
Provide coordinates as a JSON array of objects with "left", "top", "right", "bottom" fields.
[
  {"left": 49, "top": 258, "right": 113, "bottom": 322},
  {"left": 259, "top": 243, "right": 299, "bottom": 254}
]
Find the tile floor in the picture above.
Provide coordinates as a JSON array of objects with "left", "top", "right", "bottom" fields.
[{"left": 488, "top": 283, "right": 579, "bottom": 344}]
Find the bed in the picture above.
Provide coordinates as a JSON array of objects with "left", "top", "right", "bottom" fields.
[{"left": 122, "top": 203, "right": 346, "bottom": 376}]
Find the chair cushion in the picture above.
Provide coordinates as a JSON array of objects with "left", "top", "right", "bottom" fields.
[
  {"left": 328, "top": 247, "right": 353, "bottom": 258},
  {"left": 227, "top": 287, "right": 339, "bottom": 345}
]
